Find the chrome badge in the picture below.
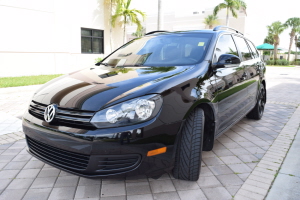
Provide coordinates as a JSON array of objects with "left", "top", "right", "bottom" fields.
[{"left": 44, "top": 104, "right": 56, "bottom": 122}]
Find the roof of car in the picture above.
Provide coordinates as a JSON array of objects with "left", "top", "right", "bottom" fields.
[{"left": 145, "top": 26, "right": 244, "bottom": 37}]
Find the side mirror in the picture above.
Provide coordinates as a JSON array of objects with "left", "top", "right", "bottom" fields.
[{"left": 213, "top": 54, "right": 241, "bottom": 68}]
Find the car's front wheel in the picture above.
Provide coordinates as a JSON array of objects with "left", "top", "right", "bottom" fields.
[
  {"left": 173, "top": 108, "right": 204, "bottom": 181},
  {"left": 247, "top": 84, "right": 266, "bottom": 120}
]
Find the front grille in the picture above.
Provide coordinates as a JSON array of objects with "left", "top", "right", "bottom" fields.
[
  {"left": 96, "top": 155, "right": 141, "bottom": 174},
  {"left": 28, "top": 100, "right": 95, "bottom": 129},
  {"left": 27, "top": 136, "right": 90, "bottom": 170}
]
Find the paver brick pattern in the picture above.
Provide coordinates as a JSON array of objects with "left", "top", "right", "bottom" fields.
[
  {"left": 0, "top": 103, "right": 296, "bottom": 200},
  {"left": 0, "top": 67, "right": 300, "bottom": 200}
]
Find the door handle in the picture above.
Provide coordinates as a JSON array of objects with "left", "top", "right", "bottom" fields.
[{"left": 241, "top": 72, "right": 247, "bottom": 80}]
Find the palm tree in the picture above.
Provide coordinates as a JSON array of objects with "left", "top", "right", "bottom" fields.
[
  {"left": 267, "top": 21, "right": 286, "bottom": 60},
  {"left": 112, "top": 0, "right": 146, "bottom": 44},
  {"left": 263, "top": 34, "right": 274, "bottom": 45},
  {"left": 213, "top": 0, "right": 247, "bottom": 26},
  {"left": 132, "top": 27, "right": 146, "bottom": 38},
  {"left": 295, "top": 30, "right": 300, "bottom": 62},
  {"left": 104, "top": 0, "right": 122, "bottom": 52},
  {"left": 203, "top": 15, "right": 219, "bottom": 29},
  {"left": 284, "top": 17, "right": 300, "bottom": 61}
]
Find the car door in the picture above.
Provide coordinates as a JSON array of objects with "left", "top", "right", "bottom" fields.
[
  {"left": 245, "top": 39, "right": 262, "bottom": 109},
  {"left": 232, "top": 35, "right": 259, "bottom": 113},
  {"left": 212, "top": 34, "right": 248, "bottom": 135}
]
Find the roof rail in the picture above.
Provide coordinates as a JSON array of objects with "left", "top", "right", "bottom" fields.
[
  {"left": 145, "top": 30, "right": 168, "bottom": 35},
  {"left": 213, "top": 26, "right": 244, "bottom": 35}
]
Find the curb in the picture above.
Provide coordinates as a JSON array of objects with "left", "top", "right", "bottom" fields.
[{"left": 234, "top": 105, "right": 300, "bottom": 199}]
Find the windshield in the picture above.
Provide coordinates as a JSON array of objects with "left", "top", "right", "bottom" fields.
[{"left": 103, "top": 33, "right": 213, "bottom": 67}]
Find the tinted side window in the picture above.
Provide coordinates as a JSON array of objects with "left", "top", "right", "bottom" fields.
[
  {"left": 233, "top": 36, "right": 253, "bottom": 61},
  {"left": 214, "top": 34, "right": 238, "bottom": 63},
  {"left": 246, "top": 40, "right": 259, "bottom": 58}
]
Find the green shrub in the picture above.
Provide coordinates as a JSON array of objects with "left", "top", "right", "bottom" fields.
[
  {"left": 95, "top": 57, "right": 103, "bottom": 63},
  {"left": 273, "top": 59, "right": 289, "bottom": 65},
  {"left": 291, "top": 61, "right": 300, "bottom": 65},
  {"left": 266, "top": 60, "right": 274, "bottom": 65},
  {"left": 266, "top": 59, "right": 290, "bottom": 66}
]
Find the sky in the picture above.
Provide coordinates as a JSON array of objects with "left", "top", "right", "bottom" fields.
[{"left": 131, "top": 0, "right": 300, "bottom": 50}]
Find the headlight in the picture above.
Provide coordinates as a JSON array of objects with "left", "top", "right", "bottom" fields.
[{"left": 90, "top": 94, "right": 163, "bottom": 128}]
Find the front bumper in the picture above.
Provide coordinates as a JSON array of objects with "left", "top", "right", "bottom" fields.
[{"left": 22, "top": 112, "right": 182, "bottom": 178}]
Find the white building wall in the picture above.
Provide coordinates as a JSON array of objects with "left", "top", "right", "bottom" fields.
[
  {"left": 0, "top": 0, "right": 122, "bottom": 77},
  {"left": 127, "top": 7, "right": 246, "bottom": 39}
]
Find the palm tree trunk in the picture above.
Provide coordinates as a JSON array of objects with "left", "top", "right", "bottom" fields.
[
  {"left": 287, "top": 32, "right": 295, "bottom": 61},
  {"left": 123, "top": 16, "right": 126, "bottom": 44},
  {"left": 274, "top": 44, "right": 278, "bottom": 61},
  {"left": 109, "top": 0, "right": 113, "bottom": 52},
  {"left": 274, "top": 36, "right": 279, "bottom": 61},
  {"left": 226, "top": 8, "right": 229, "bottom": 26},
  {"left": 295, "top": 35, "right": 298, "bottom": 62}
]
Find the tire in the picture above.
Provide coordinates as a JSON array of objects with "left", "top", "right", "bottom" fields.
[
  {"left": 173, "top": 108, "right": 204, "bottom": 181},
  {"left": 246, "top": 84, "right": 266, "bottom": 120}
]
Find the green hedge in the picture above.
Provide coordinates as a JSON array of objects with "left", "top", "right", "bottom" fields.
[
  {"left": 266, "top": 59, "right": 290, "bottom": 65},
  {"left": 291, "top": 61, "right": 300, "bottom": 65}
]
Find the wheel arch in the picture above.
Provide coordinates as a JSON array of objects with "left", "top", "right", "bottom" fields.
[
  {"left": 262, "top": 79, "right": 266, "bottom": 102},
  {"left": 183, "top": 100, "right": 216, "bottom": 151},
  {"left": 197, "top": 103, "right": 216, "bottom": 151}
]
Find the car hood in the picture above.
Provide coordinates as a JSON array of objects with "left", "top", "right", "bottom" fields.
[{"left": 32, "top": 65, "right": 194, "bottom": 111}]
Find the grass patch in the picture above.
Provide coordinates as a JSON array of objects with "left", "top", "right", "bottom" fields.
[
  {"left": 0, "top": 74, "right": 63, "bottom": 88},
  {"left": 289, "top": 174, "right": 295, "bottom": 177},
  {"left": 266, "top": 65, "right": 295, "bottom": 67}
]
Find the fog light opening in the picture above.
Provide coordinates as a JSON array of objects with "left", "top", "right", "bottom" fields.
[{"left": 147, "top": 147, "right": 167, "bottom": 157}]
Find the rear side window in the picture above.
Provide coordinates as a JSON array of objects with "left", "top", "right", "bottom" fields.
[
  {"left": 213, "top": 34, "right": 238, "bottom": 63},
  {"left": 233, "top": 36, "right": 253, "bottom": 61},
  {"left": 246, "top": 40, "right": 259, "bottom": 58}
]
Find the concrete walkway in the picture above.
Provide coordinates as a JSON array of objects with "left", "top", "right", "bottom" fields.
[
  {"left": 0, "top": 67, "right": 300, "bottom": 200},
  {"left": 0, "top": 85, "right": 40, "bottom": 136},
  {"left": 266, "top": 129, "right": 300, "bottom": 200}
]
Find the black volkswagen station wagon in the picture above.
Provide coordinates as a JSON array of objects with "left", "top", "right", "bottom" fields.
[{"left": 23, "top": 26, "right": 266, "bottom": 181}]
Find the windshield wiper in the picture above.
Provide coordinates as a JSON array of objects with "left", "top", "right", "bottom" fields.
[
  {"left": 95, "top": 62, "right": 109, "bottom": 66},
  {"left": 122, "top": 64, "right": 145, "bottom": 67}
]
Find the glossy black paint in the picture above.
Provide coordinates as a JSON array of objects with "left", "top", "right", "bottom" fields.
[
  {"left": 23, "top": 30, "right": 266, "bottom": 178},
  {"left": 214, "top": 54, "right": 241, "bottom": 68}
]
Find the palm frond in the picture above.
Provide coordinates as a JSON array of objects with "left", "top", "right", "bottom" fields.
[
  {"left": 132, "top": 9, "right": 146, "bottom": 21},
  {"left": 111, "top": 0, "right": 146, "bottom": 36},
  {"left": 285, "top": 17, "right": 300, "bottom": 32},
  {"left": 230, "top": 7, "right": 238, "bottom": 18},
  {"left": 213, "top": 0, "right": 247, "bottom": 20},
  {"left": 237, "top": 0, "right": 247, "bottom": 15},
  {"left": 213, "top": 3, "right": 227, "bottom": 16},
  {"left": 203, "top": 15, "right": 219, "bottom": 28}
]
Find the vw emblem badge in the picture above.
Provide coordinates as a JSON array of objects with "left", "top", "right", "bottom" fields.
[{"left": 44, "top": 104, "right": 56, "bottom": 122}]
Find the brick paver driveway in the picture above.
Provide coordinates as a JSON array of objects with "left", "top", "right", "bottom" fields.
[{"left": 1, "top": 67, "right": 300, "bottom": 200}]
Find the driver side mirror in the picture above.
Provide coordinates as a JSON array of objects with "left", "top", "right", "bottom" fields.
[{"left": 213, "top": 54, "right": 241, "bottom": 68}]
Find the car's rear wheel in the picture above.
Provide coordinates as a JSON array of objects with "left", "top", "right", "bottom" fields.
[
  {"left": 247, "top": 84, "right": 266, "bottom": 120},
  {"left": 173, "top": 108, "right": 204, "bottom": 181}
]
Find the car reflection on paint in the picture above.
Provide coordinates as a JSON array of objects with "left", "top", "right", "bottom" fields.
[{"left": 23, "top": 26, "right": 266, "bottom": 181}]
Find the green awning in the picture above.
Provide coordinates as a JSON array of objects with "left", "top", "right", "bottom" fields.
[{"left": 256, "top": 43, "right": 282, "bottom": 50}]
